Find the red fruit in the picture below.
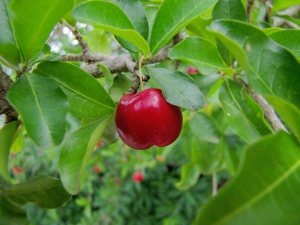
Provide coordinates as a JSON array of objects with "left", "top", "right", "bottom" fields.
[
  {"left": 187, "top": 67, "right": 199, "bottom": 74},
  {"left": 94, "top": 165, "right": 100, "bottom": 173},
  {"left": 115, "top": 88, "right": 182, "bottom": 150},
  {"left": 132, "top": 172, "right": 143, "bottom": 182},
  {"left": 12, "top": 166, "right": 23, "bottom": 175},
  {"left": 96, "top": 141, "right": 102, "bottom": 148},
  {"left": 114, "top": 178, "right": 120, "bottom": 185}
]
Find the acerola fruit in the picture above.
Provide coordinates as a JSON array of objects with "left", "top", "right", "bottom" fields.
[
  {"left": 96, "top": 141, "right": 102, "bottom": 148},
  {"left": 187, "top": 67, "right": 199, "bottom": 74},
  {"left": 94, "top": 165, "right": 100, "bottom": 173},
  {"left": 132, "top": 172, "right": 143, "bottom": 182},
  {"left": 115, "top": 88, "right": 182, "bottom": 150},
  {"left": 12, "top": 166, "right": 23, "bottom": 175}
]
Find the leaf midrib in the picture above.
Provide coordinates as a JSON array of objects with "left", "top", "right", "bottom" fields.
[{"left": 27, "top": 75, "right": 52, "bottom": 143}]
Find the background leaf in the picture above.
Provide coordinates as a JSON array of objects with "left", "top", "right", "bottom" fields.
[
  {"left": 219, "top": 79, "right": 272, "bottom": 143},
  {"left": 272, "top": 0, "right": 300, "bottom": 13},
  {"left": 146, "top": 67, "right": 204, "bottom": 111},
  {"left": 212, "top": 0, "right": 247, "bottom": 66},
  {"left": 4, "top": 175, "right": 71, "bottom": 209},
  {"left": 0, "top": 121, "right": 20, "bottom": 182},
  {"left": 0, "top": 0, "right": 19, "bottom": 68},
  {"left": 196, "top": 131, "right": 300, "bottom": 225},
  {"left": 35, "top": 62, "right": 115, "bottom": 119},
  {"left": 10, "top": 0, "right": 74, "bottom": 62},
  {"left": 8, "top": 73, "right": 69, "bottom": 148},
  {"left": 86, "top": 29, "right": 111, "bottom": 55},
  {"left": 210, "top": 20, "right": 300, "bottom": 107},
  {"left": 176, "top": 161, "right": 200, "bottom": 191},
  {"left": 72, "top": 1, "right": 150, "bottom": 55},
  {"left": 59, "top": 116, "right": 112, "bottom": 195},
  {"left": 0, "top": 195, "right": 27, "bottom": 225},
  {"left": 169, "top": 37, "right": 226, "bottom": 75},
  {"left": 268, "top": 30, "right": 300, "bottom": 60},
  {"left": 150, "top": 0, "right": 218, "bottom": 54}
]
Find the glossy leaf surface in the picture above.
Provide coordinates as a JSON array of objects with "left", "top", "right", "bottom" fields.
[
  {"left": 268, "top": 30, "right": 300, "bottom": 60},
  {"left": 212, "top": 0, "right": 247, "bottom": 65},
  {"left": 35, "top": 62, "right": 115, "bottom": 119},
  {"left": 150, "top": 0, "right": 218, "bottom": 54},
  {"left": 146, "top": 67, "right": 204, "bottom": 111},
  {"left": 196, "top": 131, "right": 300, "bottom": 225},
  {"left": 169, "top": 37, "right": 226, "bottom": 75},
  {"left": 8, "top": 73, "right": 69, "bottom": 148},
  {"left": 59, "top": 116, "right": 112, "bottom": 194},
  {"left": 10, "top": 0, "right": 74, "bottom": 62},
  {"left": 210, "top": 20, "right": 300, "bottom": 107},
  {"left": 219, "top": 80, "right": 272, "bottom": 143},
  {"left": 4, "top": 175, "right": 71, "bottom": 209},
  {"left": 73, "top": 1, "right": 150, "bottom": 55}
]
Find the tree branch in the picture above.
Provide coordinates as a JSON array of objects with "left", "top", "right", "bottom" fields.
[
  {"left": 237, "top": 79, "right": 287, "bottom": 132},
  {"left": 0, "top": 65, "right": 18, "bottom": 124}
]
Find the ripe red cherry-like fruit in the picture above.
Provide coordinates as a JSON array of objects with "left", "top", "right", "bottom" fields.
[
  {"left": 93, "top": 165, "right": 101, "bottom": 173},
  {"left": 132, "top": 172, "right": 143, "bottom": 182},
  {"left": 187, "top": 67, "right": 199, "bottom": 74},
  {"left": 115, "top": 88, "right": 182, "bottom": 150}
]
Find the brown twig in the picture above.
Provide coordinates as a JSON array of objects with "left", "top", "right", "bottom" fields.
[
  {"left": 62, "top": 19, "right": 94, "bottom": 63},
  {"left": 236, "top": 79, "right": 287, "bottom": 132},
  {"left": 0, "top": 65, "right": 18, "bottom": 124}
]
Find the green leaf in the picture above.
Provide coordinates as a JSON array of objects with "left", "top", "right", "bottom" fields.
[
  {"left": 150, "top": 0, "right": 218, "bottom": 54},
  {"left": 212, "top": 0, "right": 247, "bottom": 66},
  {"left": 10, "top": 124, "right": 23, "bottom": 153},
  {"left": 210, "top": 20, "right": 300, "bottom": 107},
  {"left": 8, "top": 73, "right": 69, "bottom": 148},
  {"left": 223, "top": 144, "right": 239, "bottom": 175},
  {"left": 110, "top": 0, "right": 148, "bottom": 39},
  {"left": 4, "top": 176, "right": 71, "bottom": 209},
  {"left": 175, "top": 161, "right": 200, "bottom": 191},
  {"left": 273, "top": 0, "right": 300, "bottom": 13},
  {"left": 192, "top": 137, "right": 224, "bottom": 175},
  {"left": 219, "top": 80, "right": 272, "bottom": 143},
  {"left": 266, "top": 96, "right": 300, "bottom": 143},
  {"left": 195, "top": 131, "right": 300, "bottom": 225},
  {"left": 0, "top": 0, "right": 20, "bottom": 68},
  {"left": 87, "top": 29, "right": 111, "bottom": 55},
  {"left": 268, "top": 30, "right": 300, "bottom": 60},
  {"left": 168, "top": 37, "right": 226, "bottom": 75},
  {"left": 35, "top": 61, "right": 116, "bottom": 119},
  {"left": 109, "top": 74, "right": 132, "bottom": 102},
  {"left": 0, "top": 195, "right": 28, "bottom": 225},
  {"left": 190, "top": 112, "right": 222, "bottom": 143},
  {"left": 146, "top": 67, "right": 204, "bottom": 111},
  {"left": 145, "top": 6, "right": 159, "bottom": 42},
  {"left": 98, "top": 63, "right": 113, "bottom": 91},
  {"left": 110, "top": 0, "right": 149, "bottom": 52},
  {"left": 99, "top": 119, "right": 118, "bottom": 144},
  {"left": 59, "top": 116, "right": 112, "bottom": 194},
  {"left": 10, "top": 0, "right": 74, "bottom": 62},
  {"left": 72, "top": 1, "right": 150, "bottom": 55},
  {"left": 0, "top": 121, "right": 20, "bottom": 182}
]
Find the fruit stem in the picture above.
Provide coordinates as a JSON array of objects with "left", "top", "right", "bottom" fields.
[{"left": 138, "top": 56, "right": 145, "bottom": 91}]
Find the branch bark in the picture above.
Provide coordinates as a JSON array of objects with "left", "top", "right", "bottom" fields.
[{"left": 0, "top": 65, "right": 18, "bottom": 124}]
